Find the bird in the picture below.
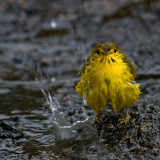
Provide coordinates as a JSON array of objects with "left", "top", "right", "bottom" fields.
[{"left": 75, "top": 42, "right": 141, "bottom": 124}]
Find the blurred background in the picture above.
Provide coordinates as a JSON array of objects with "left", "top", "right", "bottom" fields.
[{"left": 0, "top": 0, "right": 160, "bottom": 159}]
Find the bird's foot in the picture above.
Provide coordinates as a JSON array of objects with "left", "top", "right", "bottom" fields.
[
  {"left": 93, "top": 115, "right": 103, "bottom": 124},
  {"left": 118, "top": 114, "right": 131, "bottom": 124}
]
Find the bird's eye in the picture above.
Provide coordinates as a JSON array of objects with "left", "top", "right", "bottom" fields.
[
  {"left": 96, "top": 50, "right": 100, "bottom": 55},
  {"left": 114, "top": 49, "right": 117, "bottom": 53}
]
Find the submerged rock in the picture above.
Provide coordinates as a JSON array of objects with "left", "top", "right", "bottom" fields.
[{"left": 0, "top": 121, "right": 23, "bottom": 139}]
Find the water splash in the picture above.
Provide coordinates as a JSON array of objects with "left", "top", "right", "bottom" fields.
[
  {"left": 37, "top": 76, "right": 90, "bottom": 140},
  {"left": 150, "top": 2, "right": 155, "bottom": 14},
  {"left": 35, "top": 70, "right": 109, "bottom": 158}
]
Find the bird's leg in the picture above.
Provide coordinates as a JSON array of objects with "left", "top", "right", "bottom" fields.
[
  {"left": 93, "top": 112, "right": 103, "bottom": 124},
  {"left": 118, "top": 107, "right": 131, "bottom": 124},
  {"left": 111, "top": 98, "right": 117, "bottom": 112}
]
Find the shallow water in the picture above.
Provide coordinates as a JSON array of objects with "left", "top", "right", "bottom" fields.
[{"left": 0, "top": 0, "right": 160, "bottom": 159}]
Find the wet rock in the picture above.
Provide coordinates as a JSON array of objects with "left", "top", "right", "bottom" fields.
[
  {"left": 12, "top": 55, "right": 23, "bottom": 64},
  {"left": 8, "top": 3, "right": 23, "bottom": 14},
  {"left": 35, "top": 28, "right": 70, "bottom": 38},
  {"left": 0, "top": 121, "right": 23, "bottom": 139}
]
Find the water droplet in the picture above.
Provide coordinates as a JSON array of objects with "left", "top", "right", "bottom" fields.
[
  {"left": 51, "top": 77, "right": 56, "bottom": 82},
  {"left": 50, "top": 21, "right": 57, "bottom": 28}
]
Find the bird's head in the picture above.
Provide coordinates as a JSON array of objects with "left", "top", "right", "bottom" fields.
[{"left": 91, "top": 42, "right": 121, "bottom": 57}]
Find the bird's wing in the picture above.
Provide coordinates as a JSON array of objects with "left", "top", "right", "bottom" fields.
[
  {"left": 122, "top": 56, "right": 138, "bottom": 78},
  {"left": 77, "top": 60, "right": 90, "bottom": 76}
]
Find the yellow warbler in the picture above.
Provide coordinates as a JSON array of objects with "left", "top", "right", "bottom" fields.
[{"left": 75, "top": 42, "right": 141, "bottom": 124}]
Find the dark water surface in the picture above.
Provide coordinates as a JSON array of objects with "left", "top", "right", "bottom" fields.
[{"left": 0, "top": 0, "right": 160, "bottom": 159}]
